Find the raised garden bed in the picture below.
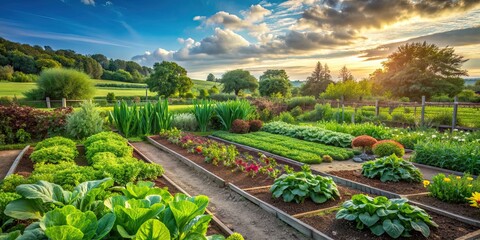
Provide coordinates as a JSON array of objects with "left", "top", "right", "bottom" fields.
[
  {"left": 408, "top": 194, "right": 480, "bottom": 222},
  {"left": 328, "top": 169, "right": 427, "bottom": 195}
]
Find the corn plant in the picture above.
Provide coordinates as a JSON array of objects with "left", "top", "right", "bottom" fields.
[
  {"left": 154, "top": 98, "right": 173, "bottom": 132},
  {"left": 215, "top": 100, "right": 254, "bottom": 130},
  {"left": 193, "top": 99, "right": 214, "bottom": 132}
]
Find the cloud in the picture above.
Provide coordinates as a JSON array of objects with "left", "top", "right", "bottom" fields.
[
  {"left": 281, "top": 30, "right": 361, "bottom": 50},
  {"left": 81, "top": 0, "right": 95, "bottom": 6},
  {"left": 361, "top": 27, "right": 480, "bottom": 60}
]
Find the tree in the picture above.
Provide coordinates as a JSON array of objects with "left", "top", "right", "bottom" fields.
[
  {"left": 9, "top": 50, "right": 37, "bottom": 74},
  {"left": 338, "top": 65, "right": 354, "bottom": 82},
  {"left": 91, "top": 54, "right": 109, "bottom": 69},
  {"left": 35, "top": 58, "right": 62, "bottom": 70},
  {"left": 208, "top": 85, "right": 220, "bottom": 95},
  {"left": 301, "top": 61, "right": 333, "bottom": 98},
  {"left": 146, "top": 61, "right": 192, "bottom": 97},
  {"left": 220, "top": 69, "right": 258, "bottom": 95},
  {"left": 25, "top": 68, "right": 95, "bottom": 100},
  {"left": 373, "top": 42, "right": 467, "bottom": 100},
  {"left": 259, "top": 69, "right": 289, "bottom": 81},
  {"left": 207, "top": 73, "right": 215, "bottom": 82},
  {"left": 0, "top": 65, "right": 14, "bottom": 81},
  {"left": 320, "top": 79, "right": 372, "bottom": 101},
  {"left": 259, "top": 78, "right": 291, "bottom": 97}
]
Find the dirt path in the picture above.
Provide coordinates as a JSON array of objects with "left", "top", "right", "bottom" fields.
[
  {"left": 0, "top": 150, "right": 21, "bottom": 179},
  {"left": 132, "top": 141, "right": 309, "bottom": 240}
]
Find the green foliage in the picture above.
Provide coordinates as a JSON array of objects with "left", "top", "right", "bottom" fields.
[
  {"left": 31, "top": 162, "right": 100, "bottom": 191},
  {"left": 11, "top": 71, "right": 38, "bottom": 82},
  {"left": 35, "top": 136, "right": 76, "bottom": 151},
  {"left": 320, "top": 79, "right": 372, "bottom": 101},
  {"left": 226, "top": 233, "right": 244, "bottom": 240},
  {"left": 220, "top": 69, "right": 258, "bottom": 95},
  {"left": 83, "top": 131, "right": 127, "bottom": 149},
  {"left": 0, "top": 174, "right": 31, "bottom": 192},
  {"left": 336, "top": 194, "right": 438, "bottom": 238},
  {"left": 66, "top": 101, "right": 104, "bottom": 139},
  {"left": 208, "top": 85, "right": 220, "bottom": 95},
  {"left": 286, "top": 96, "right": 316, "bottom": 110},
  {"left": 106, "top": 92, "right": 116, "bottom": 103},
  {"left": 0, "top": 191, "right": 20, "bottom": 224},
  {"left": 35, "top": 58, "right": 61, "bottom": 70},
  {"left": 297, "top": 104, "right": 333, "bottom": 122},
  {"left": 146, "top": 61, "right": 192, "bottom": 97},
  {"left": 270, "top": 165, "right": 340, "bottom": 203},
  {"left": 273, "top": 112, "right": 295, "bottom": 124},
  {"left": 301, "top": 62, "right": 333, "bottom": 98},
  {"left": 362, "top": 155, "right": 422, "bottom": 183},
  {"left": 289, "top": 106, "right": 303, "bottom": 117},
  {"left": 262, "top": 121, "right": 353, "bottom": 148},
  {"left": 172, "top": 113, "right": 198, "bottom": 131},
  {"left": 26, "top": 68, "right": 95, "bottom": 100},
  {"left": 215, "top": 100, "right": 254, "bottom": 130},
  {"left": 30, "top": 145, "right": 78, "bottom": 164},
  {"left": 213, "top": 131, "right": 354, "bottom": 162},
  {"left": 412, "top": 140, "right": 480, "bottom": 175},
  {"left": 0, "top": 65, "right": 14, "bottom": 81},
  {"left": 193, "top": 99, "right": 214, "bottom": 132},
  {"left": 426, "top": 174, "right": 480, "bottom": 203},
  {"left": 372, "top": 140, "right": 405, "bottom": 157},
  {"left": 206, "top": 73, "right": 216, "bottom": 82},
  {"left": 259, "top": 78, "right": 291, "bottom": 98},
  {"left": 85, "top": 139, "right": 133, "bottom": 162}
]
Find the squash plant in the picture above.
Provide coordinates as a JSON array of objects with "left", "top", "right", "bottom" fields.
[
  {"left": 270, "top": 165, "right": 340, "bottom": 204},
  {"left": 361, "top": 154, "right": 423, "bottom": 183},
  {"left": 336, "top": 194, "right": 438, "bottom": 238}
]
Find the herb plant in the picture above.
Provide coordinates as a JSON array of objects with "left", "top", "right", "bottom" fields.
[
  {"left": 362, "top": 154, "right": 423, "bottom": 183},
  {"left": 34, "top": 136, "right": 77, "bottom": 151},
  {"left": 30, "top": 145, "right": 78, "bottom": 164}
]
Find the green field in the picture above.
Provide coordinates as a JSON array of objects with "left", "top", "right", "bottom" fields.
[{"left": 0, "top": 79, "right": 219, "bottom": 99}]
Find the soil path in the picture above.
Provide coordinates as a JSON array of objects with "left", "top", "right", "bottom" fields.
[
  {"left": 132, "top": 141, "right": 309, "bottom": 240},
  {"left": 0, "top": 150, "right": 20, "bottom": 179}
]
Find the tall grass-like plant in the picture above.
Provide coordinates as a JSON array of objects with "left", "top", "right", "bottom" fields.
[
  {"left": 193, "top": 99, "right": 214, "bottom": 132},
  {"left": 154, "top": 98, "right": 173, "bottom": 131},
  {"left": 215, "top": 100, "right": 254, "bottom": 130},
  {"left": 110, "top": 100, "right": 138, "bottom": 137}
]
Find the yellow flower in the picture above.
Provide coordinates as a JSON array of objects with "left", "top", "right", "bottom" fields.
[
  {"left": 456, "top": 176, "right": 461, "bottom": 180},
  {"left": 467, "top": 177, "right": 474, "bottom": 181},
  {"left": 468, "top": 184, "right": 473, "bottom": 188},
  {"left": 423, "top": 180, "right": 430, "bottom": 188},
  {"left": 466, "top": 192, "right": 480, "bottom": 208},
  {"left": 443, "top": 177, "right": 451, "bottom": 182}
]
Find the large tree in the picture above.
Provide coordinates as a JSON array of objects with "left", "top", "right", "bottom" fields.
[
  {"left": 259, "top": 69, "right": 289, "bottom": 81},
  {"left": 373, "top": 42, "right": 467, "bottom": 100},
  {"left": 206, "top": 73, "right": 215, "bottom": 82},
  {"left": 221, "top": 69, "right": 258, "bottom": 95},
  {"left": 259, "top": 69, "right": 291, "bottom": 97},
  {"left": 338, "top": 65, "right": 354, "bottom": 82},
  {"left": 146, "top": 61, "right": 192, "bottom": 97},
  {"left": 301, "top": 61, "right": 333, "bottom": 97}
]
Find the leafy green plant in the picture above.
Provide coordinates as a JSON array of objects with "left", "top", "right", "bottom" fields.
[
  {"left": 215, "top": 100, "right": 254, "bottom": 130},
  {"left": 35, "top": 136, "right": 77, "bottom": 151},
  {"left": 336, "top": 194, "right": 438, "bottom": 238},
  {"left": 425, "top": 174, "right": 480, "bottom": 203},
  {"left": 193, "top": 99, "right": 214, "bottom": 132},
  {"left": 66, "top": 101, "right": 104, "bottom": 139},
  {"left": 0, "top": 174, "right": 33, "bottom": 192},
  {"left": 286, "top": 96, "right": 316, "bottom": 110},
  {"left": 30, "top": 145, "right": 78, "bottom": 164},
  {"left": 314, "top": 121, "right": 393, "bottom": 140},
  {"left": 372, "top": 140, "right": 405, "bottom": 157},
  {"left": 172, "top": 113, "right": 198, "bottom": 131},
  {"left": 84, "top": 132, "right": 127, "bottom": 149},
  {"left": 109, "top": 100, "right": 138, "bottom": 137},
  {"left": 270, "top": 165, "right": 340, "bottom": 204},
  {"left": 362, "top": 155, "right": 423, "bottom": 183},
  {"left": 85, "top": 139, "right": 133, "bottom": 162},
  {"left": 262, "top": 121, "right": 353, "bottom": 148},
  {"left": 273, "top": 111, "right": 295, "bottom": 124}
]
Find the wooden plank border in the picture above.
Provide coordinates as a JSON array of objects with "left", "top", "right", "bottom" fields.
[{"left": 4, "top": 145, "right": 30, "bottom": 178}]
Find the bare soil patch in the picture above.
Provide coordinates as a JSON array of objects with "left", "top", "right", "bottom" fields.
[
  {"left": 409, "top": 194, "right": 480, "bottom": 221},
  {"left": 0, "top": 149, "right": 21, "bottom": 179}
]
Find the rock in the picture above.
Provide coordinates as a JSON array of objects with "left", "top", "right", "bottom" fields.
[{"left": 353, "top": 157, "right": 363, "bottom": 163}]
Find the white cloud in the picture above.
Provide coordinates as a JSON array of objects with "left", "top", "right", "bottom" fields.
[{"left": 81, "top": 0, "right": 95, "bottom": 6}]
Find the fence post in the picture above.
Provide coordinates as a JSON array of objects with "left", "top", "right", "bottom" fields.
[
  {"left": 62, "top": 98, "right": 67, "bottom": 108},
  {"left": 341, "top": 96, "right": 345, "bottom": 122},
  {"left": 421, "top": 96, "right": 426, "bottom": 126},
  {"left": 375, "top": 100, "right": 379, "bottom": 117},
  {"left": 45, "top": 97, "right": 51, "bottom": 108},
  {"left": 452, "top": 96, "right": 458, "bottom": 131}
]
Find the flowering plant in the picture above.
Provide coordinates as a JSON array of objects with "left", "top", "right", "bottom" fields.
[
  {"left": 426, "top": 173, "right": 480, "bottom": 203},
  {"left": 467, "top": 192, "right": 480, "bottom": 208}
]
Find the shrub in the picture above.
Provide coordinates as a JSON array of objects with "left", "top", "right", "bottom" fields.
[
  {"left": 66, "top": 101, "right": 104, "bottom": 139},
  {"left": 336, "top": 194, "right": 438, "bottom": 238},
  {"left": 322, "top": 155, "right": 333, "bottom": 163},
  {"left": 192, "top": 99, "right": 213, "bottom": 132},
  {"left": 172, "top": 113, "right": 198, "bottom": 131},
  {"left": 290, "top": 106, "right": 303, "bottom": 117},
  {"left": 0, "top": 65, "right": 14, "bottom": 81},
  {"left": 215, "top": 100, "right": 254, "bottom": 130},
  {"left": 315, "top": 121, "right": 392, "bottom": 140},
  {"left": 362, "top": 154, "right": 422, "bottom": 182},
  {"left": 297, "top": 103, "right": 333, "bottom": 122},
  {"left": 248, "top": 120, "right": 263, "bottom": 132},
  {"left": 84, "top": 131, "right": 127, "bottom": 149},
  {"left": 210, "top": 93, "right": 237, "bottom": 102},
  {"left": 231, "top": 119, "right": 250, "bottom": 134},
  {"left": 372, "top": 140, "right": 404, "bottom": 157},
  {"left": 273, "top": 111, "right": 295, "bottom": 124},
  {"left": 30, "top": 145, "right": 78, "bottom": 164},
  {"left": 85, "top": 139, "right": 133, "bottom": 162},
  {"left": 35, "top": 136, "right": 76, "bottom": 151},
  {"left": 351, "top": 135, "right": 377, "bottom": 153},
  {"left": 270, "top": 165, "right": 340, "bottom": 203},
  {"left": 287, "top": 96, "right": 316, "bottom": 110},
  {"left": 106, "top": 92, "right": 116, "bottom": 103},
  {"left": 11, "top": 72, "right": 37, "bottom": 82},
  {"left": 425, "top": 174, "right": 480, "bottom": 203},
  {"left": 25, "top": 68, "right": 95, "bottom": 100},
  {"left": 15, "top": 129, "right": 31, "bottom": 143}
]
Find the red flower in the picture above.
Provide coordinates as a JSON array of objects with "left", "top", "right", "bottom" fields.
[
  {"left": 246, "top": 163, "right": 259, "bottom": 173},
  {"left": 195, "top": 146, "right": 203, "bottom": 153}
]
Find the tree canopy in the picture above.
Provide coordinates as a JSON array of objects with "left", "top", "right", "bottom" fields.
[
  {"left": 259, "top": 69, "right": 289, "bottom": 81},
  {"left": 301, "top": 62, "right": 333, "bottom": 98},
  {"left": 146, "top": 61, "right": 193, "bottom": 97},
  {"left": 338, "top": 65, "right": 354, "bottom": 82},
  {"left": 373, "top": 42, "right": 467, "bottom": 100},
  {"left": 220, "top": 69, "right": 258, "bottom": 95},
  {"left": 259, "top": 69, "right": 291, "bottom": 97},
  {"left": 207, "top": 73, "right": 215, "bottom": 82},
  {"left": 321, "top": 79, "right": 372, "bottom": 101}
]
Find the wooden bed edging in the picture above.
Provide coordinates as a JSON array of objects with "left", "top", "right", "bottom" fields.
[
  {"left": 412, "top": 162, "right": 478, "bottom": 178},
  {"left": 4, "top": 145, "right": 30, "bottom": 178},
  {"left": 228, "top": 183, "right": 333, "bottom": 240},
  {"left": 146, "top": 136, "right": 226, "bottom": 187},
  {"left": 408, "top": 199, "right": 480, "bottom": 228},
  {"left": 129, "top": 141, "right": 234, "bottom": 236}
]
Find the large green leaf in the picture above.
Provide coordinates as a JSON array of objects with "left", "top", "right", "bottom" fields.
[
  {"left": 383, "top": 219, "right": 405, "bottom": 239},
  {"left": 16, "top": 181, "right": 71, "bottom": 204},
  {"left": 44, "top": 226, "right": 83, "bottom": 240},
  {"left": 182, "top": 215, "right": 212, "bottom": 237},
  {"left": 94, "top": 213, "right": 116, "bottom": 240},
  {"left": 4, "top": 199, "right": 44, "bottom": 220},
  {"left": 0, "top": 230, "right": 21, "bottom": 240},
  {"left": 170, "top": 201, "right": 199, "bottom": 230},
  {"left": 410, "top": 220, "right": 430, "bottom": 238},
  {"left": 359, "top": 212, "right": 380, "bottom": 227},
  {"left": 370, "top": 224, "right": 385, "bottom": 236},
  {"left": 134, "top": 219, "right": 171, "bottom": 240}
]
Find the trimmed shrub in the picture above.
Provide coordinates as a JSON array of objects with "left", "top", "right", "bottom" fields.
[
  {"left": 351, "top": 135, "right": 377, "bottom": 152},
  {"left": 30, "top": 145, "right": 78, "bottom": 164},
  {"left": 248, "top": 120, "right": 263, "bottom": 132},
  {"left": 231, "top": 119, "right": 250, "bottom": 134},
  {"left": 362, "top": 154, "right": 422, "bottom": 182},
  {"left": 210, "top": 93, "right": 237, "bottom": 102},
  {"left": 35, "top": 136, "right": 76, "bottom": 151},
  {"left": 372, "top": 140, "right": 404, "bottom": 157}
]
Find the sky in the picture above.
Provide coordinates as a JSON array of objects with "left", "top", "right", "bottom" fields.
[{"left": 1, "top": 0, "right": 480, "bottom": 80}]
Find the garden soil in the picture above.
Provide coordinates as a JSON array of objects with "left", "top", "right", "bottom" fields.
[
  {"left": 0, "top": 149, "right": 20, "bottom": 179},
  {"left": 132, "top": 141, "right": 309, "bottom": 240}
]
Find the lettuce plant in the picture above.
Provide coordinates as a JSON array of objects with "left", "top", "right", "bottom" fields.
[
  {"left": 336, "top": 194, "right": 438, "bottom": 238},
  {"left": 30, "top": 145, "right": 78, "bottom": 164},
  {"left": 35, "top": 136, "right": 77, "bottom": 151},
  {"left": 361, "top": 154, "right": 423, "bottom": 183},
  {"left": 270, "top": 165, "right": 340, "bottom": 204}
]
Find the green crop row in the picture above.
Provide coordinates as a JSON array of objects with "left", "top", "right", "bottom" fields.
[{"left": 212, "top": 131, "right": 354, "bottom": 163}]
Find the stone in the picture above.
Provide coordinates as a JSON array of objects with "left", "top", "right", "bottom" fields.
[{"left": 353, "top": 157, "right": 363, "bottom": 163}]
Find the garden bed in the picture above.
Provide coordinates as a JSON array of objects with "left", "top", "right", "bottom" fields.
[
  {"left": 299, "top": 209, "right": 478, "bottom": 240},
  {"left": 409, "top": 194, "right": 480, "bottom": 221},
  {"left": 328, "top": 169, "right": 427, "bottom": 195}
]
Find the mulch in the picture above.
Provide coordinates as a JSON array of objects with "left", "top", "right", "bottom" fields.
[
  {"left": 408, "top": 194, "right": 480, "bottom": 221},
  {"left": 328, "top": 169, "right": 427, "bottom": 195}
]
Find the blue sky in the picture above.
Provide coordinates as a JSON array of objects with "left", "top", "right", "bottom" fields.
[{"left": 1, "top": 0, "right": 480, "bottom": 80}]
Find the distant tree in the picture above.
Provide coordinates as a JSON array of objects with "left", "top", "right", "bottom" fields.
[
  {"left": 146, "top": 61, "right": 192, "bottom": 97},
  {"left": 0, "top": 65, "right": 14, "bottom": 81},
  {"left": 301, "top": 61, "right": 333, "bottom": 98},
  {"left": 9, "top": 50, "right": 37, "bottom": 74},
  {"left": 91, "top": 54, "right": 109, "bottom": 69},
  {"left": 207, "top": 73, "right": 215, "bottom": 82},
  {"left": 320, "top": 79, "right": 372, "bottom": 101},
  {"left": 208, "top": 85, "right": 220, "bottom": 95},
  {"left": 113, "top": 69, "right": 133, "bottom": 82},
  {"left": 259, "top": 78, "right": 291, "bottom": 97},
  {"left": 259, "top": 69, "right": 289, "bottom": 81},
  {"left": 35, "top": 58, "right": 61, "bottom": 70},
  {"left": 291, "top": 87, "right": 300, "bottom": 97},
  {"left": 373, "top": 42, "right": 467, "bottom": 100},
  {"left": 221, "top": 69, "right": 258, "bottom": 95},
  {"left": 338, "top": 65, "right": 354, "bottom": 82}
]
